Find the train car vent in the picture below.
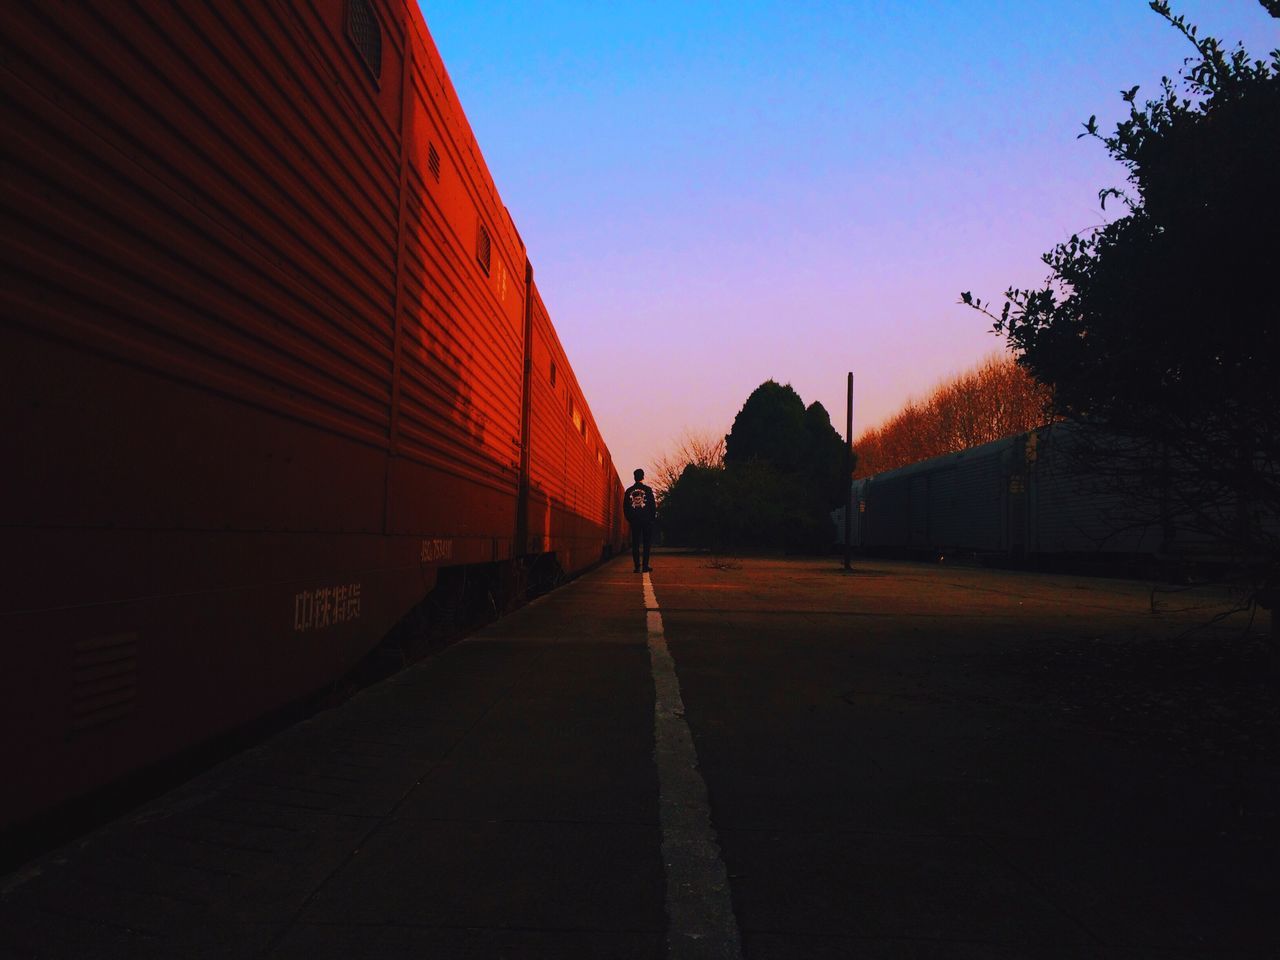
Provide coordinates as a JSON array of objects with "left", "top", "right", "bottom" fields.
[
  {"left": 346, "top": 0, "right": 382, "bottom": 82},
  {"left": 427, "top": 143, "right": 441, "bottom": 181},
  {"left": 69, "top": 632, "right": 138, "bottom": 735},
  {"left": 476, "top": 222, "right": 491, "bottom": 275}
]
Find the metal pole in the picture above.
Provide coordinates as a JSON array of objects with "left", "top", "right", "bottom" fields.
[{"left": 844, "top": 372, "right": 853, "bottom": 570}]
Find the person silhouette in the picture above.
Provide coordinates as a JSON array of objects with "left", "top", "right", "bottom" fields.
[{"left": 622, "top": 468, "right": 656, "bottom": 573}]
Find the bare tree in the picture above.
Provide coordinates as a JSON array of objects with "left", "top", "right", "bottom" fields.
[
  {"left": 855, "top": 352, "right": 1054, "bottom": 477},
  {"left": 652, "top": 429, "right": 726, "bottom": 500}
]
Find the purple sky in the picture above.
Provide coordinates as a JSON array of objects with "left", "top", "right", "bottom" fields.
[{"left": 420, "top": 1, "right": 1277, "bottom": 480}]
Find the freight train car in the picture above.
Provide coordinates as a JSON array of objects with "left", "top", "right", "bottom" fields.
[
  {"left": 839, "top": 422, "right": 1244, "bottom": 568},
  {"left": 1, "top": 1, "right": 623, "bottom": 833}
]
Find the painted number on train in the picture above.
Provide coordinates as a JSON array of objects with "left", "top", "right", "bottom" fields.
[
  {"left": 294, "top": 583, "right": 362, "bottom": 632},
  {"left": 421, "top": 538, "right": 454, "bottom": 563}
]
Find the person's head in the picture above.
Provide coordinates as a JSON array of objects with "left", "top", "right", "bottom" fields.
[{"left": 634, "top": 468, "right": 645, "bottom": 482}]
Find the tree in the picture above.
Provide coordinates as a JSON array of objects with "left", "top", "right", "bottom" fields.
[
  {"left": 657, "top": 464, "right": 724, "bottom": 549},
  {"left": 724, "top": 380, "right": 807, "bottom": 471},
  {"left": 802, "top": 401, "right": 849, "bottom": 508},
  {"left": 854, "top": 353, "right": 1054, "bottom": 478},
  {"left": 650, "top": 429, "right": 725, "bottom": 501},
  {"left": 723, "top": 381, "right": 850, "bottom": 507},
  {"left": 661, "top": 380, "right": 848, "bottom": 550},
  {"left": 962, "top": 2, "right": 1279, "bottom": 632}
]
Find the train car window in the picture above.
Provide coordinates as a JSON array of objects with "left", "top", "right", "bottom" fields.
[
  {"left": 427, "top": 143, "right": 441, "bottom": 181},
  {"left": 549, "top": 360, "right": 557, "bottom": 387},
  {"left": 346, "top": 0, "right": 382, "bottom": 82},
  {"left": 476, "top": 221, "right": 491, "bottom": 275}
]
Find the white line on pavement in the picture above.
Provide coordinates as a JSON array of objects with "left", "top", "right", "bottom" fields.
[{"left": 644, "top": 572, "right": 743, "bottom": 960}]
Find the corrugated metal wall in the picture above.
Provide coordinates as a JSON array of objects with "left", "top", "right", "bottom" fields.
[
  {"left": 859, "top": 437, "right": 1016, "bottom": 555},
  {"left": 524, "top": 280, "right": 618, "bottom": 568},
  {"left": 5, "top": 4, "right": 400, "bottom": 454},
  {"left": 1030, "top": 424, "right": 1164, "bottom": 555},
  {"left": 391, "top": 22, "right": 525, "bottom": 541},
  {"left": 927, "top": 449, "right": 1008, "bottom": 552},
  {"left": 0, "top": 0, "right": 623, "bottom": 830}
]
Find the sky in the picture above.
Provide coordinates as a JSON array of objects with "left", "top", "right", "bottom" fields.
[{"left": 419, "top": 1, "right": 1277, "bottom": 479}]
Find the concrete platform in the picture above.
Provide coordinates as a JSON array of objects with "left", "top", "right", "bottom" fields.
[{"left": 2, "top": 554, "right": 1276, "bottom": 958}]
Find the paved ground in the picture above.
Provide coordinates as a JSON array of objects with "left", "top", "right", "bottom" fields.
[
  {"left": 2, "top": 553, "right": 1275, "bottom": 958},
  {"left": 655, "top": 555, "right": 1276, "bottom": 959}
]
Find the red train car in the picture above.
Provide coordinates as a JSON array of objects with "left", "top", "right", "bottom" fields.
[
  {"left": 1, "top": 1, "right": 623, "bottom": 832},
  {"left": 523, "top": 280, "right": 625, "bottom": 571}
]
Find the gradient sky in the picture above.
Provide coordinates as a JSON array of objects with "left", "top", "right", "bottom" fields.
[{"left": 419, "top": 1, "right": 1277, "bottom": 479}]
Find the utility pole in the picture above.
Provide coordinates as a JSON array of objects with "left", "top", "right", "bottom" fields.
[{"left": 844, "top": 372, "right": 853, "bottom": 571}]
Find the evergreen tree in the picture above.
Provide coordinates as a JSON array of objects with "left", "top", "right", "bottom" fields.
[
  {"left": 802, "top": 400, "right": 849, "bottom": 508},
  {"left": 664, "top": 380, "right": 847, "bottom": 550},
  {"left": 724, "top": 380, "right": 807, "bottom": 471}
]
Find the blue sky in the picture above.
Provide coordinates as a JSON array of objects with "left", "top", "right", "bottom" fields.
[{"left": 419, "top": 1, "right": 1278, "bottom": 477}]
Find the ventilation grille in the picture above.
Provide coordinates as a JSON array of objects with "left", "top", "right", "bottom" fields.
[
  {"left": 427, "top": 143, "right": 441, "bottom": 181},
  {"left": 476, "top": 222, "right": 491, "bottom": 275},
  {"left": 346, "top": 0, "right": 382, "bottom": 81},
  {"left": 70, "top": 632, "right": 138, "bottom": 734}
]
